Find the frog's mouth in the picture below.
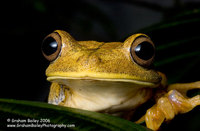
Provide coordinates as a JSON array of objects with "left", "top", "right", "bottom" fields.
[
  {"left": 46, "top": 71, "right": 161, "bottom": 86},
  {"left": 47, "top": 76, "right": 157, "bottom": 87}
]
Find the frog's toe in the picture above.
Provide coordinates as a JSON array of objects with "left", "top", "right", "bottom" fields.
[
  {"left": 167, "top": 81, "right": 200, "bottom": 97},
  {"left": 144, "top": 89, "right": 200, "bottom": 130},
  {"left": 48, "top": 83, "right": 66, "bottom": 105}
]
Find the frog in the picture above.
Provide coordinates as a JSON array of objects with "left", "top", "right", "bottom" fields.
[{"left": 41, "top": 30, "right": 200, "bottom": 130}]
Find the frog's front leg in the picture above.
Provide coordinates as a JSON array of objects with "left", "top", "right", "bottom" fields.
[
  {"left": 48, "top": 83, "right": 69, "bottom": 106},
  {"left": 144, "top": 82, "right": 200, "bottom": 130}
]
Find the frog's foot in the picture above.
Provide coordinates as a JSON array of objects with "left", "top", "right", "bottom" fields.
[
  {"left": 48, "top": 83, "right": 67, "bottom": 105},
  {"left": 144, "top": 90, "right": 200, "bottom": 130},
  {"left": 167, "top": 81, "right": 200, "bottom": 97}
]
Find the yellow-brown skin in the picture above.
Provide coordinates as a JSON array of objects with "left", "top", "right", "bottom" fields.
[
  {"left": 46, "top": 30, "right": 160, "bottom": 82},
  {"left": 43, "top": 30, "right": 200, "bottom": 130}
]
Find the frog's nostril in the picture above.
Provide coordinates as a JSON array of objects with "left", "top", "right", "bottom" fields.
[
  {"left": 75, "top": 54, "right": 102, "bottom": 69},
  {"left": 89, "top": 55, "right": 102, "bottom": 65}
]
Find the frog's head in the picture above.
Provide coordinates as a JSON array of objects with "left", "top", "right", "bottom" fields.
[
  {"left": 42, "top": 30, "right": 162, "bottom": 112},
  {"left": 42, "top": 30, "right": 161, "bottom": 86}
]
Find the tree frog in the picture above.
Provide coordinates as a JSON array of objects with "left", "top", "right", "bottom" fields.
[{"left": 42, "top": 30, "right": 200, "bottom": 130}]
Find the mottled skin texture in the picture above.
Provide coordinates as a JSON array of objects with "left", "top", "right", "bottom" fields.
[
  {"left": 44, "top": 30, "right": 200, "bottom": 130},
  {"left": 46, "top": 30, "right": 160, "bottom": 83}
]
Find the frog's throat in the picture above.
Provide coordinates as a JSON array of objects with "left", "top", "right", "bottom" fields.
[{"left": 48, "top": 79, "right": 153, "bottom": 115}]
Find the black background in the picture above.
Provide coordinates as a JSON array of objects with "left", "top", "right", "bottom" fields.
[{"left": 1, "top": 0, "right": 200, "bottom": 130}]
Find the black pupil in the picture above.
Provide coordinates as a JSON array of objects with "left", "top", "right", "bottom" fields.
[
  {"left": 42, "top": 37, "right": 58, "bottom": 56},
  {"left": 135, "top": 42, "right": 154, "bottom": 60}
]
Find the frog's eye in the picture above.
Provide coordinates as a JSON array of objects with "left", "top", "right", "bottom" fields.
[
  {"left": 130, "top": 36, "right": 155, "bottom": 67},
  {"left": 42, "top": 32, "right": 62, "bottom": 61}
]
